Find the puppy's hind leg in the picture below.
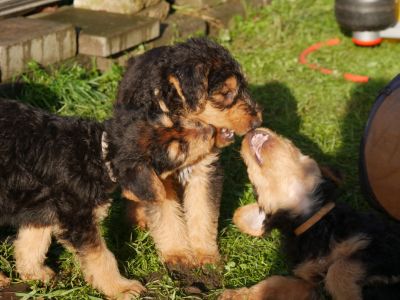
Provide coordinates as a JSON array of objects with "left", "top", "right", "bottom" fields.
[
  {"left": 219, "top": 275, "right": 317, "bottom": 300},
  {"left": 57, "top": 224, "right": 145, "bottom": 300},
  {"left": 183, "top": 154, "right": 222, "bottom": 266},
  {"left": 0, "top": 272, "right": 10, "bottom": 288},
  {"left": 325, "top": 259, "right": 364, "bottom": 300},
  {"left": 14, "top": 225, "right": 54, "bottom": 281}
]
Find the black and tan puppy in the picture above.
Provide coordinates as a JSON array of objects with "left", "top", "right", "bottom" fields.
[
  {"left": 220, "top": 128, "right": 400, "bottom": 300},
  {"left": 0, "top": 99, "right": 217, "bottom": 299},
  {"left": 117, "top": 37, "right": 262, "bottom": 267}
]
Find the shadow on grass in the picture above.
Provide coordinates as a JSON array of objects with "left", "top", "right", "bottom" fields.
[
  {"left": 217, "top": 77, "right": 395, "bottom": 297},
  {"left": 0, "top": 81, "right": 65, "bottom": 112},
  {"left": 220, "top": 77, "right": 393, "bottom": 223},
  {"left": 219, "top": 81, "right": 335, "bottom": 222},
  {"left": 102, "top": 195, "right": 141, "bottom": 262},
  {"left": 335, "top": 78, "right": 390, "bottom": 210}
]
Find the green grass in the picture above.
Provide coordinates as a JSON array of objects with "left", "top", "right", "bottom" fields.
[{"left": 1, "top": 0, "right": 400, "bottom": 298}]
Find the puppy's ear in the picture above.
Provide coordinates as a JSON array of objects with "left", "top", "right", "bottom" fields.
[
  {"left": 169, "top": 63, "right": 209, "bottom": 111},
  {"left": 315, "top": 164, "right": 343, "bottom": 201},
  {"left": 121, "top": 164, "right": 166, "bottom": 202}
]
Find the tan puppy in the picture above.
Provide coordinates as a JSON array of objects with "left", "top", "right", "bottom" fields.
[{"left": 221, "top": 128, "right": 400, "bottom": 300}]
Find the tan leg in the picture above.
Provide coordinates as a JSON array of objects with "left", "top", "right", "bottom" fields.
[
  {"left": 325, "top": 259, "right": 364, "bottom": 300},
  {"left": 76, "top": 236, "right": 145, "bottom": 299},
  {"left": 14, "top": 226, "right": 54, "bottom": 281},
  {"left": 293, "top": 258, "right": 326, "bottom": 282},
  {"left": 219, "top": 275, "right": 316, "bottom": 300},
  {"left": 147, "top": 177, "right": 192, "bottom": 267},
  {"left": 0, "top": 271, "right": 10, "bottom": 288},
  {"left": 233, "top": 203, "right": 266, "bottom": 237},
  {"left": 183, "top": 153, "right": 221, "bottom": 265},
  {"left": 125, "top": 200, "right": 148, "bottom": 229}
]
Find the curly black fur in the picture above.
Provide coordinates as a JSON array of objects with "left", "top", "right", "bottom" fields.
[
  {"left": 115, "top": 38, "right": 262, "bottom": 268},
  {"left": 0, "top": 97, "right": 216, "bottom": 297},
  {"left": 0, "top": 100, "right": 110, "bottom": 242},
  {"left": 263, "top": 177, "right": 400, "bottom": 299},
  {"left": 116, "top": 38, "right": 259, "bottom": 120}
]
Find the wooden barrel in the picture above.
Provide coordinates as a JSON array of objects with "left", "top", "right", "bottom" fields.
[{"left": 360, "top": 74, "right": 400, "bottom": 221}]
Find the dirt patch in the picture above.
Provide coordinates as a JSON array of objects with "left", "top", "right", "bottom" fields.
[
  {"left": 0, "top": 283, "right": 30, "bottom": 300},
  {"left": 172, "top": 265, "right": 222, "bottom": 291},
  {"left": 144, "top": 264, "right": 223, "bottom": 296}
]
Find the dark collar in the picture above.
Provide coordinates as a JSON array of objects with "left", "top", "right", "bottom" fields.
[{"left": 294, "top": 202, "right": 335, "bottom": 236}]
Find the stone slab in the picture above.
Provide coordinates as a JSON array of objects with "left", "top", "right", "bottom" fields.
[
  {"left": 74, "top": 0, "right": 144, "bottom": 15},
  {"left": 74, "top": 0, "right": 163, "bottom": 15},
  {"left": 150, "top": 13, "right": 207, "bottom": 47},
  {"left": 206, "top": 0, "right": 246, "bottom": 36},
  {"left": 37, "top": 7, "right": 160, "bottom": 57},
  {"left": 85, "top": 51, "right": 136, "bottom": 72},
  {"left": 89, "top": 12, "right": 207, "bottom": 72},
  {"left": 0, "top": 17, "right": 76, "bottom": 82},
  {"left": 137, "top": 0, "right": 170, "bottom": 21},
  {"left": 174, "top": 0, "right": 221, "bottom": 9}
]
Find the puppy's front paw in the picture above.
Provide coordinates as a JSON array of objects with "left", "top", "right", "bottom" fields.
[
  {"left": 164, "top": 251, "right": 194, "bottom": 269},
  {"left": 193, "top": 250, "right": 221, "bottom": 266},
  {"left": 19, "top": 266, "right": 55, "bottom": 282},
  {"left": 112, "top": 279, "right": 146, "bottom": 300}
]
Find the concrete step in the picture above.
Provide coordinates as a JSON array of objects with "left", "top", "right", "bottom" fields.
[
  {"left": 0, "top": 17, "right": 76, "bottom": 82},
  {"left": 174, "top": 0, "right": 220, "bottom": 9},
  {"left": 74, "top": 0, "right": 166, "bottom": 15},
  {"left": 137, "top": 0, "right": 170, "bottom": 21},
  {"left": 150, "top": 13, "right": 206, "bottom": 48},
  {"left": 87, "top": 12, "right": 207, "bottom": 72},
  {"left": 205, "top": 0, "right": 246, "bottom": 36},
  {"left": 36, "top": 7, "right": 160, "bottom": 57}
]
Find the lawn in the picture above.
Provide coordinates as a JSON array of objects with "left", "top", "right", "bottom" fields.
[{"left": 1, "top": 0, "right": 399, "bottom": 298}]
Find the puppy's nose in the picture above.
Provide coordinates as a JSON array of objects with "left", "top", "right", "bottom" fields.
[{"left": 251, "top": 105, "right": 263, "bottom": 129}]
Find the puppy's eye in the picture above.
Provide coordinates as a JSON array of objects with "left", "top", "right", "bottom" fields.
[
  {"left": 223, "top": 92, "right": 235, "bottom": 105},
  {"left": 167, "top": 140, "right": 186, "bottom": 163}
]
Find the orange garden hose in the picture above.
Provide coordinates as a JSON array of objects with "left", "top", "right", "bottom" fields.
[{"left": 299, "top": 38, "right": 369, "bottom": 83}]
